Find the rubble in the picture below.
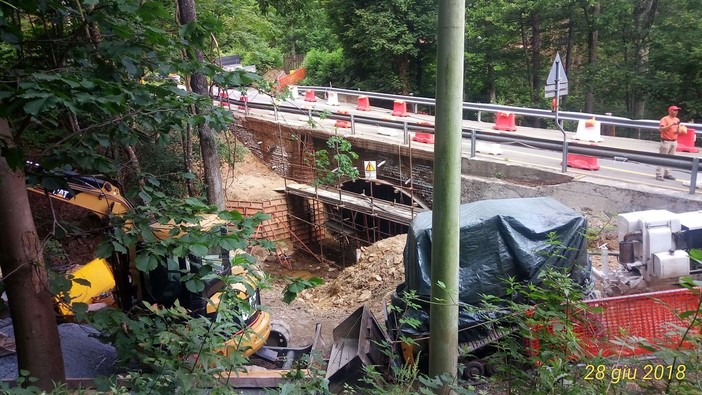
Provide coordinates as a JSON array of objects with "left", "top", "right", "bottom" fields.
[{"left": 302, "top": 234, "right": 407, "bottom": 317}]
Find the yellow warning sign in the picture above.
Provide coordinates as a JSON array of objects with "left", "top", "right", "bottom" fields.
[{"left": 364, "top": 161, "right": 377, "bottom": 179}]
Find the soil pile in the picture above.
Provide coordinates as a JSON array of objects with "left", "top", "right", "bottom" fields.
[{"left": 302, "top": 234, "right": 407, "bottom": 317}]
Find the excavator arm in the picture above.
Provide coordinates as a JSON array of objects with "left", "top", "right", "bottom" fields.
[
  {"left": 25, "top": 164, "right": 138, "bottom": 311},
  {"left": 26, "top": 167, "right": 133, "bottom": 219}
]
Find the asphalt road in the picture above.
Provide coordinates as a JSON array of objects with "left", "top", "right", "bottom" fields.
[{"left": 224, "top": 89, "right": 699, "bottom": 194}]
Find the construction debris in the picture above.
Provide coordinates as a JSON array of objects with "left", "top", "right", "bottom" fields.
[{"left": 302, "top": 234, "right": 406, "bottom": 317}]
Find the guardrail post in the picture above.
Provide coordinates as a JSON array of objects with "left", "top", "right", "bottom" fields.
[
  {"left": 350, "top": 113, "right": 356, "bottom": 135},
  {"left": 470, "top": 129, "right": 477, "bottom": 158},
  {"left": 477, "top": 111, "right": 482, "bottom": 123},
  {"left": 690, "top": 157, "right": 699, "bottom": 195},
  {"left": 403, "top": 121, "right": 409, "bottom": 145}
]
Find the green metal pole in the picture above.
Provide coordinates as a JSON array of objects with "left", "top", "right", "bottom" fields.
[{"left": 429, "top": 0, "right": 464, "bottom": 382}]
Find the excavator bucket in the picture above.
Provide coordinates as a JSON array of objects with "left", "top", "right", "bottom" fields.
[{"left": 326, "top": 305, "right": 390, "bottom": 391}]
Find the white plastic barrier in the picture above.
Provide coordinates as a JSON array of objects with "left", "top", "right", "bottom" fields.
[{"left": 573, "top": 118, "right": 603, "bottom": 143}]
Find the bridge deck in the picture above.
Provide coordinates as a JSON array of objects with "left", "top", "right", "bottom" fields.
[{"left": 285, "top": 183, "right": 426, "bottom": 225}]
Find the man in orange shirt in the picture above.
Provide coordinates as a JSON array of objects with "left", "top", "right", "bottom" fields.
[{"left": 656, "top": 105, "right": 686, "bottom": 181}]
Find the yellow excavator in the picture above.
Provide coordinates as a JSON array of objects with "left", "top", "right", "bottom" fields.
[{"left": 25, "top": 166, "right": 302, "bottom": 361}]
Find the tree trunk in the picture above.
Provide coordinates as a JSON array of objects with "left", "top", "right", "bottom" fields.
[
  {"left": 177, "top": 0, "right": 225, "bottom": 210},
  {"left": 487, "top": 60, "right": 496, "bottom": 103},
  {"left": 583, "top": 2, "right": 600, "bottom": 113},
  {"left": 0, "top": 119, "right": 66, "bottom": 389},
  {"left": 529, "top": 12, "right": 542, "bottom": 127},
  {"left": 182, "top": 126, "right": 194, "bottom": 197},
  {"left": 631, "top": 0, "right": 658, "bottom": 119},
  {"left": 396, "top": 53, "right": 410, "bottom": 95}
]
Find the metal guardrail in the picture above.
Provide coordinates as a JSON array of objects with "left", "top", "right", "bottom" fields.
[
  {"left": 219, "top": 91, "right": 701, "bottom": 195},
  {"left": 296, "top": 85, "right": 699, "bottom": 132}
]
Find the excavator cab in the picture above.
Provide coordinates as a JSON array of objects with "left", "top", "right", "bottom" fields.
[{"left": 137, "top": 245, "right": 271, "bottom": 357}]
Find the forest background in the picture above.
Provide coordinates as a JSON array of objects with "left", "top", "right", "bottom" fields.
[{"left": 258, "top": 0, "right": 701, "bottom": 122}]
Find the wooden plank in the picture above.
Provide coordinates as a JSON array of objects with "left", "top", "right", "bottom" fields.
[{"left": 1, "top": 369, "right": 313, "bottom": 391}]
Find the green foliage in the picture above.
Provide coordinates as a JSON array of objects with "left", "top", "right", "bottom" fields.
[
  {"left": 135, "top": 143, "right": 193, "bottom": 198},
  {"left": 325, "top": 0, "right": 437, "bottom": 95},
  {"left": 281, "top": 275, "right": 324, "bottom": 303},
  {"left": 277, "top": 350, "right": 331, "bottom": 394},
  {"left": 312, "top": 135, "right": 359, "bottom": 187},
  {"left": 89, "top": 299, "right": 250, "bottom": 393},
  {"left": 480, "top": 269, "right": 597, "bottom": 394},
  {"left": 198, "top": 0, "right": 279, "bottom": 64},
  {"left": 243, "top": 47, "right": 284, "bottom": 75},
  {"left": 0, "top": 0, "right": 242, "bottom": 174},
  {"left": 301, "top": 48, "right": 345, "bottom": 87}
]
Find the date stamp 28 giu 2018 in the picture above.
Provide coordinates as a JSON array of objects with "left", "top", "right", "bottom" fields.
[{"left": 583, "top": 364, "right": 686, "bottom": 384}]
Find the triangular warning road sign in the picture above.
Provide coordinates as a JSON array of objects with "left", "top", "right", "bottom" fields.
[
  {"left": 546, "top": 53, "right": 568, "bottom": 85},
  {"left": 365, "top": 162, "right": 375, "bottom": 172}
]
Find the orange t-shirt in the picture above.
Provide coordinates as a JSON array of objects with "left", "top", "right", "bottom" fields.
[{"left": 660, "top": 115, "right": 681, "bottom": 141}]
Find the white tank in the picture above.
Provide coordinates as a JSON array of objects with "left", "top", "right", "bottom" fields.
[{"left": 652, "top": 250, "right": 690, "bottom": 279}]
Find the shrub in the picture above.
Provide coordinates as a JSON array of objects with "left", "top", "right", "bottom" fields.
[{"left": 301, "top": 48, "right": 345, "bottom": 87}]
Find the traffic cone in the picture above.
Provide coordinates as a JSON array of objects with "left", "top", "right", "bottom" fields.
[
  {"left": 573, "top": 117, "right": 603, "bottom": 142},
  {"left": 304, "top": 89, "right": 317, "bottom": 102},
  {"left": 356, "top": 96, "right": 370, "bottom": 111},
  {"left": 566, "top": 153, "right": 599, "bottom": 170},
  {"left": 676, "top": 127, "right": 699, "bottom": 153},
  {"left": 493, "top": 112, "right": 517, "bottom": 131},
  {"left": 392, "top": 100, "right": 408, "bottom": 117},
  {"left": 327, "top": 91, "right": 340, "bottom": 106}
]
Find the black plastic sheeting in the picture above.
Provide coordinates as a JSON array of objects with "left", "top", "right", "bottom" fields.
[{"left": 392, "top": 197, "right": 592, "bottom": 343}]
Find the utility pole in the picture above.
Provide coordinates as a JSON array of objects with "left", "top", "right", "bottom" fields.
[{"left": 429, "top": 0, "right": 464, "bottom": 385}]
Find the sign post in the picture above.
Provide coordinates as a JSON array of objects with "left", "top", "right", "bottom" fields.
[{"left": 545, "top": 53, "right": 569, "bottom": 173}]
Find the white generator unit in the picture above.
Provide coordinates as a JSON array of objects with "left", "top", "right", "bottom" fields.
[{"left": 616, "top": 210, "right": 690, "bottom": 283}]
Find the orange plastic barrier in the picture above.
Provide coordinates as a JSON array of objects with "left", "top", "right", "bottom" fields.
[
  {"left": 566, "top": 153, "right": 599, "bottom": 170},
  {"left": 493, "top": 112, "right": 517, "bottom": 131},
  {"left": 676, "top": 127, "right": 699, "bottom": 153},
  {"left": 356, "top": 96, "right": 370, "bottom": 111},
  {"left": 392, "top": 100, "right": 408, "bottom": 117},
  {"left": 217, "top": 90, "right": 229, "bottom": 107},
  {"left": 277, "top": 68, "right": 306, "bottom": 91},
  {"left": 237, "top": 95, "right": 248, "bottom": 110},
  {"left": 304, "top": 89, "right": 317, "bottom": 102},
  {"left": 412, "top": 133, "right": 435, "bottom": 144},
  {"left": 335, "top": 120, "right": 351, "bottom": 128}
]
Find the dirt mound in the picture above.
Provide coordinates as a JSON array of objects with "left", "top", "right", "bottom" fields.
[{"left": 302, "top": 234, "right": 407, "bottom": 317}]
